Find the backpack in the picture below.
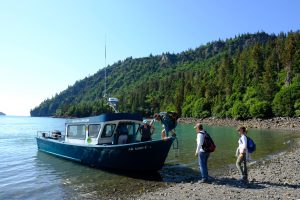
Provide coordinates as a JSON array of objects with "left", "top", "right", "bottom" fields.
[
  {"left": 167, "top": 112, "right": 179, "bottom": 123},
  {"left": 202, "top": 131, "right": 216, "bottom": 153},
  {"left": 247, "top": 136, "right": 256, "bottom": 153},
  {"left": 161, "top": 112, "right": 179, "bottom": 130}
]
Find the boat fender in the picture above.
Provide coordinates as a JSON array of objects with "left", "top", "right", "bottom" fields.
[{"left": 87, "top": 137, "right": 92, "bottom": 144}]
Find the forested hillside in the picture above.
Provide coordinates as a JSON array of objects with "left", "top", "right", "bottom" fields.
[{"left": 30, "top": 31, "right": 300, "bottom": 119}]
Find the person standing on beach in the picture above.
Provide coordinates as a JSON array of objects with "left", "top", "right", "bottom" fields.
[
  {"left": 194, "top": 123, "right": 210, "bottom": 183},
  {"left": 236, "top": 126, "right": 248, "bottom": 182}
]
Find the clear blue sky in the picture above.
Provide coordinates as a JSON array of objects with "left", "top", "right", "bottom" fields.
[{"left": 0, "top": 0, "right": 299, "bottom": 116}]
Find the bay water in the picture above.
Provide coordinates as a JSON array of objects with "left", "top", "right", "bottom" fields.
[{"left": 0, "top": 116, "right": 299, "bottom": 199}]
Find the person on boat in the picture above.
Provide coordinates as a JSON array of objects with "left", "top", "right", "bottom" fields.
[
  {"left": 154, "top": 112, "right": 177, "bottom": 139},
  {"left": 139, "top": 119, "right": 155, "bottom": 142},
  {"left": 236, "top": 126, "right": 248, "bottom": 182},
  {"left": 116, "top": 124, "right": 128, "bottom": 144},
  {"left": 194, "top": 123, "right": 210, "bottom": 183}
]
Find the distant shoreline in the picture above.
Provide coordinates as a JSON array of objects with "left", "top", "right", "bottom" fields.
[
  {"left": 32, "top": 115, "right": 300, "bottom": 131},
  {"left": 0, "top": 112, "right": 6, "bottom": 116},
  {"left": 178, "top": 117, "right": 300, "bottom": 131}
]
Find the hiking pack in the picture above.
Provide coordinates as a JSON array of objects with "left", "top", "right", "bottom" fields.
[
  {"left": 166, "top": 112, "right": 179, "bottom": 124},
  {"left": 202, "top": 131, "right": 216, "bottom": 153},
  {"left": 246, "top": 136, "right": 256, "bottom": 153},
  {"left": 161, "top": 111, "right": 179, "bottom": 130}
]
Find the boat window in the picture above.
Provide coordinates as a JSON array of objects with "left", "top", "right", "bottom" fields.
[
  {"left": 117, "top": 122, "right": 135, "bottom": 135},
  {"left": 126, "top": 123, "right": 135, "bottom": 136},
  {"left": 102, "top": 124, "right": 116, "bottom": 138},
  {"left": 135, "top": 123, "right": 143, "bottom": 135},
  {"left": 88, "top": 124, "right": 101, "bottom": 138},
  {"left": 67, "top": 125, "right": 86, "bottom": 139}
]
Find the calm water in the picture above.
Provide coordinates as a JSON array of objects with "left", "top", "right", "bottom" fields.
[{"left": 0, "top": 116, "right": 299, "bottom": 199}]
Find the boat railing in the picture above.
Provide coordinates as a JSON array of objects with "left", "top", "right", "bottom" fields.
[{"left": 37, "top": 131, "right": 65, "bottom": 141}]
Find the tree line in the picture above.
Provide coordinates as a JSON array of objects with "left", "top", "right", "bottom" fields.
[{"left": 30, "top": 31, "right": 300, "bottom": 119}]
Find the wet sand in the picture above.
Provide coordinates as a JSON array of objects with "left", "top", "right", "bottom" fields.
[{"left": 136, "top": 138, "right": 300, "bottom": 200}]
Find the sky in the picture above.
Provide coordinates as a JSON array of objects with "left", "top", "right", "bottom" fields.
[{"left": 0, "top": 0, "right": 299, "bottom": 116}]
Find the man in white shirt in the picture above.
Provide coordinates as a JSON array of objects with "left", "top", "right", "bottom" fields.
[
  {"left": 236, "top": 126, "right": 248, "bottom": 182},
  {"left": 194, "top": 123, "right": 210, "bottom": 183}
]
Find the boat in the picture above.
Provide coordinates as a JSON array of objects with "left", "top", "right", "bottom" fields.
[
  {"left": 36, "top": 109, "right": 175, "bottom": 171},
  {"left": 36, "top": 45, "right": 175, "bottom": 171}
]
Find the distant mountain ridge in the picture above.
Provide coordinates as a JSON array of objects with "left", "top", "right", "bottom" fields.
[
  {"left": 30, "top": 31, "right": 300, "bottom": 119},
  {"left": 0, "top": 112, "right": 5, "bottom": 116}
]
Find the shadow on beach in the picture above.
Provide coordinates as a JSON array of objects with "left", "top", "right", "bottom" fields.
[
  {"left": 159, "top": 164, "right": 200, "bottom": 183},
  {"left": 102, "top": 168, "right": 163, "bottom": 181},
  {"left": 102, "top": 164, "right": 200, "bottom": 183},
  {"left": 201, "top": 177, "right": 300, "bottom": 190}
]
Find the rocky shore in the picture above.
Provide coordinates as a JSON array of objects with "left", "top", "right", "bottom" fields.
[
  {"left": 136, "top": 138, "right": 300, "bottom": 200},
  {"left": 98, "top": 117, "right": 300, "bottom": 200},
  {"left": 178, "top": 117, "right": 300, "bottom": 131}
]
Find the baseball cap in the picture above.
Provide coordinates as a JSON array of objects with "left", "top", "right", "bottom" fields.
[{"left": 194, "top": 123, "right": 203, "bottom": 129}]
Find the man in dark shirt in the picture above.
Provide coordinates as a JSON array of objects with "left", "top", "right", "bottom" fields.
[{"left": 139, "top": 119, "right": 154, "bottom": 142}]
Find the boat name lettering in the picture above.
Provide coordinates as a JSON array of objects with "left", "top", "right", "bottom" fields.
[
  {"left": 128, "top": 146, "right": 151, "bottom": 151},
  {"left": 71, "top": 119, "right": 90, "bottom": 123}
]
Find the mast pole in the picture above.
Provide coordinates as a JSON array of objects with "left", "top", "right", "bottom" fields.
[
  {"left": 104, "top": 37, "right": 107, "bottom": 97},
  {"left": 103, "top": 37, "right": 119, "bottom": 113}
]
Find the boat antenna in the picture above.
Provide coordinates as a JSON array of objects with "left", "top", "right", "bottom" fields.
[
  {"left": 104, "top": 37, "right": 107, "bottom": 98},
  {"left": 103, "top": 37, "right": 119, "bottom": 113}
]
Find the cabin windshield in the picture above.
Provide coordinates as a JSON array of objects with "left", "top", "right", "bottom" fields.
[
  {"left": 102, "top": 124, "right": 116, "bottom": 138},
  {"left": 67, "top": 125, "right": 86, "bottom": 140},
  {"left": 88, "top": 124, "right": 101, "bottom": 138}
]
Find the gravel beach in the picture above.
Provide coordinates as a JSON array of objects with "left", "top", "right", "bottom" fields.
[
  {"left": 131, "top": 118, "right": 300, "bottom": 200},
  {"left": 136, "top": 137, "right": 300, "bottom": 200},
  {"left": 178, "top": 117, "right": 300, "bottom": 131},
  {"left": 101, "top": 118, "right": 300, "bottom": 200}
]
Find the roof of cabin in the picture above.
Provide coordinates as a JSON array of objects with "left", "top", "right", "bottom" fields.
[{"left": 66, "top": 113, "right": 143, "bottom": 124}]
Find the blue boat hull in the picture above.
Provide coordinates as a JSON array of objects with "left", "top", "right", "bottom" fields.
[{"left": 36, "top": 137, "right": 174, "bottom": 171}]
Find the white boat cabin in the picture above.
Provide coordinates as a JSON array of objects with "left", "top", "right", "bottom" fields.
[{"left": 64, "top": 113, "right": 143, "bottom": 145}]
